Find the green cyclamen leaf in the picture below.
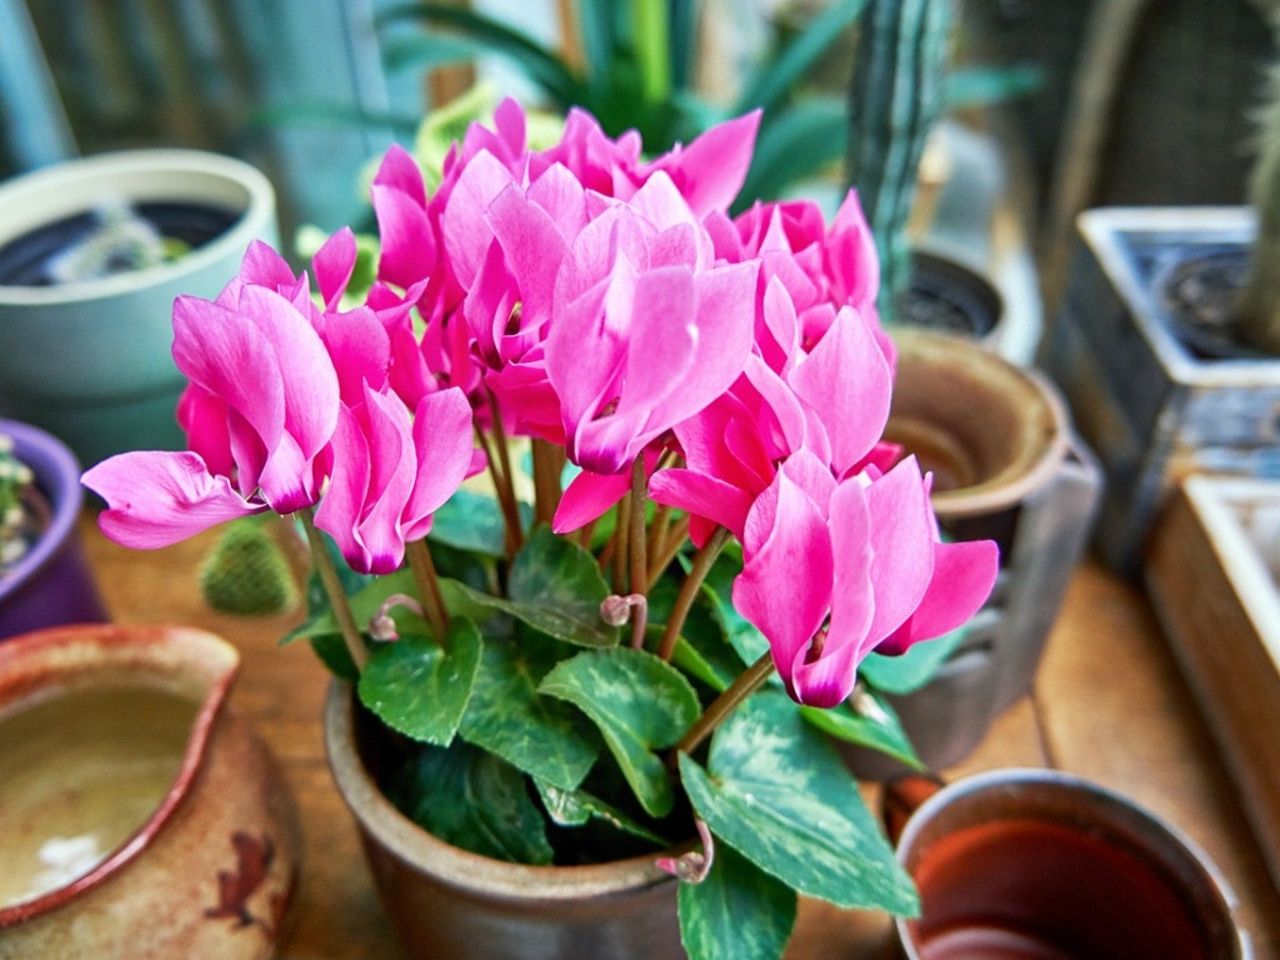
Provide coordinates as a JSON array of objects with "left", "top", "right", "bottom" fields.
[
  {"left": 459, "top": 629, "right": 600, "bottom": 791},
  {"left": 679, "top": 690, "right": 919, "bottom": 915},
  {"left": 799, "top": 690, "right": 923, "bottom": 771},
  {"left": 534, "top": 780, "right": 669, "bottom": 847},
  {"left": 390, "top": 740, "right": 553, "bottom": 865},
  {"left": 679, "top": 842, "right": 797, "bottom": 960},
  {"left": 540, "top": 648, "right": 700, "bottom": 818},
  {"left": 506, "top": 526, "right": 618, "bottom": 647},
  {"left": 695, "top": 547, "right": 768, "bottom": 666},
  {"left": 428, "top": 489, "right": 532, "bottom": 558},
  {"left": 857, "top": 623, "right": 970, "bottom": 695},
  {"left": 357, "top": 619, "right": 483, "bottom": 746}
]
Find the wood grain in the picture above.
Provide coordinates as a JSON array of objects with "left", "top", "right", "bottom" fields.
[{"left": 78, "top": 517, "right": 1280, "bottom": 959}]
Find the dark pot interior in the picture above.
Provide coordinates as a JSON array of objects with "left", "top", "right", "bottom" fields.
[
  {"left": 0, "top": 201, "right": 241, "bottom": 287},
  {"left": 1155, "top": 243, "right": 1278, "bottom": 362},
  {"left": 898, "top": 252, "right": 1002, "bottom": 340}
]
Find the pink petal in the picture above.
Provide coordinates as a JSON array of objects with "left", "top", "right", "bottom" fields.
[
  {"left": 732, "top": 473, "right": 833, "bottom": 695},
  {"left": 322, "top": 306, "right": 392, "bottom": 406},
  {"left": 403, "top": 388, "right": 476, "bottom": 540},
  {"left": 486, "top": 182, "right": 571, "bottom": 325},
  {"left": 372, "top": 182, "right": 436, "bottom": 291},
  {"left": 357, "top": 386, "right": 418, "bottom": 573},
  {"left": 826, "top": 477, "right": 875, "bottom": 660},
  {"left": 315, "top": 405, "right": 373, "bottom": 572},
  {"left": 177, "top": 385, "right": 234, "bottom": 479},
  {"left": 374, "top": 143, "right": 427, "bottom": 205},
  {"left": 553, "top": 467, "right": 631, "bottom": 534},
  {"left": 239, "top": 240, "right": 298, "bottom": 290},
  {"left": 83, "top": 451, "right": 261, "bottom": 549},
  {"left": 313, "top": 227, "right": 357, "bottom": 311},
  {"left": 864, "top": 458, "right": 936, "bottom": 643},
  {"left": 876, "top": 539, "right": 998, "bottom": 655},
  {"left": 648, "top": 468, "right": 754, "bottom": 540},
  {"left": 788, "top": 306, "right": 892, "bottom": 476},
  {"left": 778, "top": 448, "right": 837, "bottom": 516},
  {"left": 648, "top": 110, "right": 761, "bottom": 216},
  {"left": 442, "top": 149, "right": 517, "bottom": 288}
]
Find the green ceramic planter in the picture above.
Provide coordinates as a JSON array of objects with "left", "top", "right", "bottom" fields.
[{"left": 0, "top": 150, "right": 277, "bottom": 468}]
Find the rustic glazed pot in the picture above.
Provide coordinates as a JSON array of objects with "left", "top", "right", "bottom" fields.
[
  {"left": 324, "top": 683, "right": 681, "bottom": 960},
  {"left": 884, "top": 769, "right": 1250, "bottom": 960},
  {"left": 0, "top": 624, "right": 299, "bottom": 959},
  {"left": 847, "top": 330, "right": 1100, "bottom": 775},
  {"left": 0, "top": 418, "right": 106, "bottom": 640}
]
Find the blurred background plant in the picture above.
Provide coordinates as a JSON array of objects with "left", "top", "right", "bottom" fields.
[{"left": 0, "top": 435, "right": 41, "bottom": 575}]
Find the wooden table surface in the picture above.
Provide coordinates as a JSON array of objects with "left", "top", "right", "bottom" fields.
[{"left": 81, "top": 517, "right": 1280, "bottom": 959}]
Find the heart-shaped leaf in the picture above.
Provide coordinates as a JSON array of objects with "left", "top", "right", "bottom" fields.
[
  {"left": 534, "top": 780, "right": 669, "bottom": 847},
  {"left": 358, "top": 619, "right": 484, "bottom": 745},
  {"left": 678, "top": 690, "right": 918, "bottom": 915},
  {"left": 429, "top": 489, "right": 532, "bottom": 558},
  {"left": 390, "top": 740, "right": 553, "bottom": 865},
  {"left": 540, "top": 648, "right": 700, "bottom": 818},
  {"left": 649, "top": 571, "right": 741, "bottom": 693},
  {"left": 678, "top": 842, "right": 797, "bottom": 960},
  {"left": 459, "top": 628, "right": 599, "bottom": 790},
  {"left": 799, "top": 689, "right": 922, "bottom": 771},
  {"left": 507, "top": 525, "right": 618, "bottom": 646},
  {"left": 858, "top": 626, "right": 969, "bottom": 695},
  {"left": 440, "top": 527, "right": 619, "bottom": 648}
]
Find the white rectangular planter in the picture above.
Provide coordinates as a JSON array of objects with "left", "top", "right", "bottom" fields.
[
  {"left": 1147, "top": 475, "right": 1280, "bottom": 890},
  {"left": 1044, "top": 207, "right": 1280, "bottom": 572}
]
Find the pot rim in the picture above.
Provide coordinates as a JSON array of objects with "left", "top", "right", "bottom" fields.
[
  {"left": 323, "top": 680, "right": 678, "bottom": 902},
  {"left": 0, "top": 149, "right": 274, "bottom": 307},
  {"left": 0, "top": 419, "right": 83, "bottom": 603},
  {"left": 888, "top": 329, "right": 1071, "bottom": 519},
  {"left": 0, "top": 623, "right": 240, "bottom": 927},
  {"left": 891, "top": 767, "right": 1247, "bottom": 960}
]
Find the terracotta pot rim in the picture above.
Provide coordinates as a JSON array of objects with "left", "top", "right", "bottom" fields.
[
  {"left": 0, "top": 623, "right": 240, "bottom": 927},
  {"left": 323, "top": 680, "right": 678, "bottom": 902},
  {"left": 889, "top": 330, "right": 1070, "bottom": 519},
  {"left": 0, "top": 419, "right": 82, "bottom": 603},
  {"left": 892, "top": 767, "right": 1245, "bottom": 960}
]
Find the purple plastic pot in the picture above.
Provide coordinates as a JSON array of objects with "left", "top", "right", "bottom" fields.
[{"left": 0, "top": 419, "right": 106, "bottom": 639}]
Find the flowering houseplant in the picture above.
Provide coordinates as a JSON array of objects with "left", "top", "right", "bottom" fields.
[{"left": 84, "top": 101, "right": 997, "bottom": 959}]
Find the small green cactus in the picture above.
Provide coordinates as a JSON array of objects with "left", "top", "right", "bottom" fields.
[
  {"left": 0, "top": 435, "right": 37, "bottom": 573},
  {"left": 1239, "top": 61, "right": 1280, "bottom": 355},
  {"left": 846, "top": 0, "right": 951, "bottom": 324},
  {"left": 199, "top": 519, "right": 299, "bottom": 617}
]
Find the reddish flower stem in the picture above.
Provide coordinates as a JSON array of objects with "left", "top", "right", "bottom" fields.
[
  {"left": 406, "top": 538, "right": 449, "bottom": 643},
  {"left": 485, "top": 390, "right": 524, "bottom": 553},
  {"left": 656, "top": 526, "right": 728, "bottom": 662},
  {"left": 628, "top": 457, "right": 649, "bottom": 649},
  {"left": 531, "top": 438, "right": 563, "bottom": 529},
  {"left": 300, "top": 509, "right": 367, "bottom": 672}
]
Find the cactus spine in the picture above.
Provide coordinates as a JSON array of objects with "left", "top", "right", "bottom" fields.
[
  {"left": 1239, "top": 61, "right": 1280, "bottom": 355},
  {"left": 846, "top": 0, "right": 950, "bottom": 323},
  {"left": 0, "top": 435, "right": 37, "bottom": 572}
]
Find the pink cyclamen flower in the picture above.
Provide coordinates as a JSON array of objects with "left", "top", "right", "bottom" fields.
[
  {"left": 732, "top": 455, "right": 998, "bottom": 708},
  {"left": 315, "top": 384, "right": 476, "bottom": 575},
  {"left": 85, "top": 255, "right": 343, "bottom": 548},
  {"left": 545, "top": 174, "right": 758, "bottom": 477},
  {"left": 649, "top": 299, "right": 893, "bottom": 543}
]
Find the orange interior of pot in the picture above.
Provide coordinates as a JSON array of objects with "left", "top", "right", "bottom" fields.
[{"left": 886, "top": 329, "right": 1069, "bottom": 519}]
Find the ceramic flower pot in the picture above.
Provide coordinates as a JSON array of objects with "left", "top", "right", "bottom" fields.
[
  {"left": 849, "top": 330, "right": 1101, "bottom": 775},
  {"left": 0, "top": 418, "right": 106, "bottom": 639},
  {"left": 324, "top": 683, "right": 681, "bottom": 960},
  {"left": 883, "top": 769, "right": 1250, "bottom": 959},
  {"left": 0, "top": 624, "right": 300, "bottom": 958},
  {"left": 0, "top": 150, "right": 277, "bottom": 468},
  {"left": 1043, "top": 207, "right": 1280, "bottom": 574}
]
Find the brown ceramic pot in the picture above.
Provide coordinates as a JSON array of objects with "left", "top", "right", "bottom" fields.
[
  {"left": 0, "top": 624, "right": 299, "bottom": 959},
  {"left": 846, "top": 330, "right": 1100, "bottom": 777},
  {"left": 324, "top": 682, "right": 681, "bottom": 960},
  {"left": 884, "top": 770, "right": 1250, "bottom": 960}
]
